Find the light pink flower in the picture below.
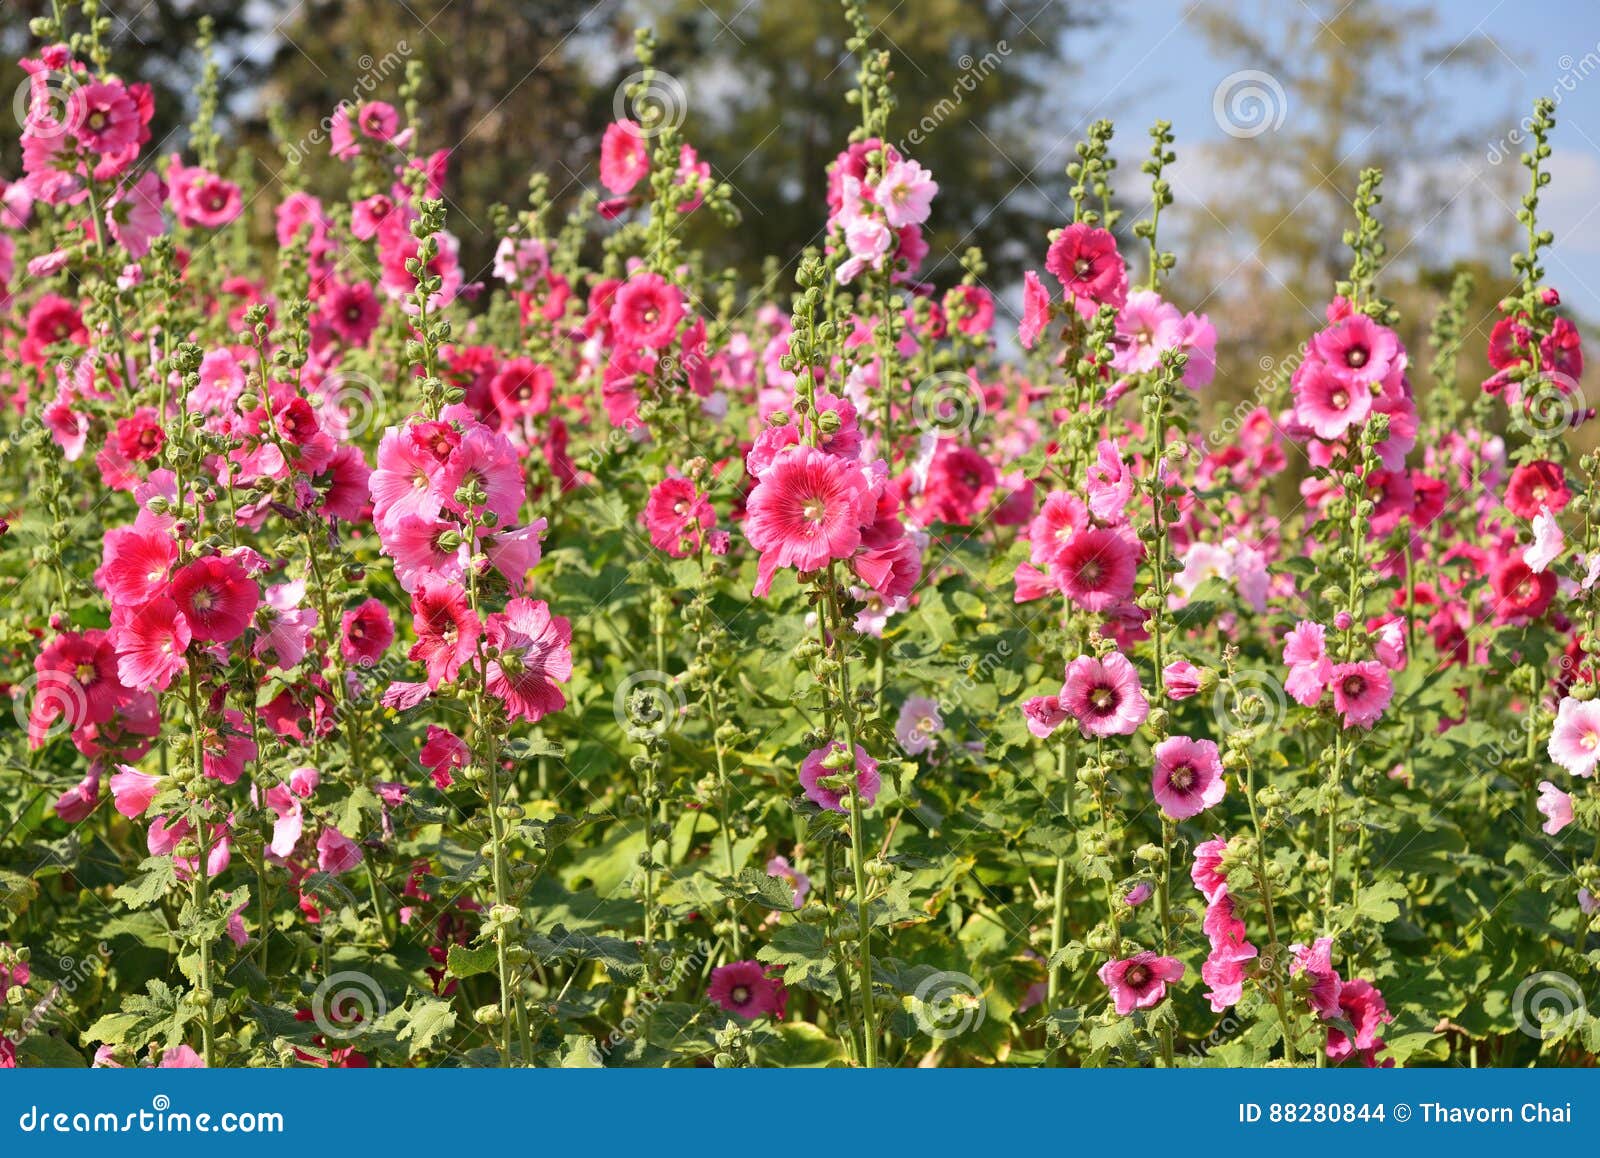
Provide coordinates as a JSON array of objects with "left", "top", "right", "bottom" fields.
[
  {"left": 1550, "top": 697, "right": 1600, "bottom": 778},
  {"left": 1536, "top": 781, "right": 1574, "bottom": 835},
  {"left": 1060, "top": 653, "right": 1148, "bottom": 738},
  {"left": 1151, "top": 736, "right": 1226, "bottom": 819}
]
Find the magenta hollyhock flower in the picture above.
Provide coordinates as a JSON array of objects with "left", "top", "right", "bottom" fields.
[
  {"left": 743, "top": 445, "right": 876, "bottom": 596},
  {"left": 1191, "top": 836, "right": 1228, "bottom": 904},
  {"left": 643, "top": 476, "right": 715, "bottom": 557},
  {"left": 1551, "top": 697, "right": 1600, "bottom": 777},
  {"left": 105, "top": 170, "right": 165, "bottom": 258},
  {"left": 1060, "top": 652, "right": 1148, "bottom": 738},
  {"left": 489, "top": 356, "right": 554, "bottom": 422},
  {"left": 766, "top": 855, "right": 811, "bottom": 908},
  {"left": 599, "top": 120, "right": 649, "bottom": 194},
  {"left": 1019, "top": 269, "right": 1050, "bottom": 349},
  {"left": 1291, "top": 359, "right": 1372, "bottom": 440},
  {"left": 1162, "top": 659, "right": 1202, "bottom": 700},
  {"left": 1282, "top": 620, "right": 1332, "bottom": 707},
  {"left": 485, "top": 598, "right": 573, "bottom": 723},
  {"left": 895, "top": 696, "right": 943, "bottom": 756},
  {"left": 1045, "top": 222, "right": 1127, "bottom": 311},
  {"left": 1055, "top": 527, "right": 1138, "bottom": 612},
  {"left": 1329, "top": 661, "right": 1393, "bottom": 730},
  {"left": 316, "top": 826, "right": 363, "bottom": 875},
  {"left": 168, "top": 555, "right": 260, "bottom": 643},
  {"left": 1151, "top": 736, "right": 1226, "bottom": 819},
  {"left": 1310, "top": 314, "right": 1401, "bottom": 386},
  {"left": 1124, "top": 882, "right": 1153, "bottom": 906},
  {"left": 157, "top": 1044, "right": 204, "bottom": 1069},
  {"left": 798, "top": 741, "right": 881, "bottom": 813},
  {"left": 409, "top": 579, "right": 482, "bottom": 690},
  {"left": 485, "top": 521, "right": 548, "bottom": 594},
  {"left": 1372, "top": 620, "right": 1406, "bottom": 672},
  {"left": 1111, "top": 290, "right": 1183, "bottom": 375},
  {"left": 1324, "top": 978, "right": 1393, "bottom": 1066},
  {"left": 254, "top": 580, "right": 318, "bottom": 669},
  {"left": 1085, "top": 439, "right": 1134, "bottom": 521},
  {"left": 1491, "top": 554, "right": 1557, "bottom": 623},
  {"left": 1028, "top": 491, "right": 1089, "bottom": 567},
  {"left": 707, "top": 960, "right": 787, "bottom": 1020},
  {"left": 1098, "top": 951, "right": 1184, "bottom": 1015},
  {"left": 1506, "top": 460, "right": 1569, "bottom": 519},
  {"left": 96, "top": 526, "right": 175, "bottom": 607},
  {"left": 340, "top": 598, "right": 395, "bottom": 667},
  {"left": 1288, "top": 937, "right": 1343, "bottom": 1019},
  {"left": 419, "top": 725, "right": 469, "bottom": 790},
  {"left": 111, "top": 596, "right": 191, "bottom": 692},
  {"left": 109, "top": 765, "right": 161, "bottom": 819},
  {"left": 610, "top": 272, "right": 685, "bottom": 350},
  {"left": 439, "top": 425, "right": 525, "bottom": 527},
  {"left": 29, "top": 630, "right": 129, "bottom": 747},
  {"left": 1022, "top": 694, "right": 1069, "bottom": 738},
  {"left": 71, "top": 81, "right": 142, "bottom": 155},
  {"left": 167, "top": 156, "right": 242, "bottom": 228}
]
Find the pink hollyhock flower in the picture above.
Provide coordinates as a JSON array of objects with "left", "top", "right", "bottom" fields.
[
  {"left": 54, "top": 771, "right": 100, "bottom": 823},
  {"left": 744, "top": 445, "right": 875, "bottom": 596},
  {"left": 409, "top": 579, "right": 482, "bottom": 689},
  {"left": 1325, "top": 978, "right": 1393, "bottom": 1066},
  {"left": 203, "top": 709, "right": 257, "bottom": 785},
  {"left": 875, "top": 157, "right": 937, "bottom": 228},
  {"left": 266, "top": 784, "right": 306, "bottom": 859},
  {"left": 1310, "top": 314, "right": 1401, "bottom": 386},
  {"left": 599, "top": 120, "right": 649, "bottom": 194},
  {"left": 1525, "top": 506, "right": 1564, "bottom": 574},
  {"left": 485, "top": 521, "right": 547, "bottom": 593},
  {"left": 945, "top": 284, "right": 994, "bottom": 335},
  {"left": 707, "top": 960, "right": 787, "bottom": 1020},
  {"left": 385, "top": 514, "right": 467, "bottom": 593},
  {"left": 1292, "top": 359, "right": 1372, "bottom": 439},
  {"left": 1151, "top": 736, "right": 1226, "bottom": 819},
  {"left": 1085, "top": 440, "right": 1134, "bottom": 521},
  {"left": 1045, "top": 223, "right": 1127, "bottom": 311},
  {"left": 168, "top": 556, "right": 259, "bottom": 644},
  {"left": 1022, "top": 694, "right": 1069, "bottom": 738},
  {"left": 766, "top": 856, "right": 811, "bottom": 908},
  {"left": 798, "top": 741, "right": 881, "bottom": 813},
  {"left": 254, "top": 580, "right": 318, "bottom": 669},
  {"left": 611, "top": 272, "right": 685, "bottom": 350},
  {"left": 643, "top": 477, "right": 715, "bottom": 557},
  {"left": 1373, "top": 620, "right": 1406, "bottom": 672},
  {"left": 1111, "top": 290, "right": 1183, "bottom": 375},
  {"left": 1536, "top": 781, "right": 1574, "bottom": 835},
  {"left": 1191, "top": 837, "right": 1228, "bottom": 903},
  {"left": 1125, "top": 882, "right": 1153, "bottom": 906},
  {"left": 1028, "top": 491, "right": 1089, "bottom": 567},
  {"left": 1201, "top": 953, "right": 1250, "bottom": 1013},
  {"left": 489, "top": 357, "right": 554, "bottom": 422},
  {"left": 109, "top": 765, "right": 161, "bottom": 819},
  {"left": 420, "top": 725, "right": 469, "bottom": 789},
  {"left": 1176, "top": 311, "right": 1217, "bottom": 387},
  {"left": 111, "top": 596, "right": 191, "bottom": 692},
  {"left": 167, "top": 156, "right": 242, "bottom": 228},
  {"left": 96, "top": 526, "right": 175, "bottom": 606},
  {"left": 105, "top": 170, "right": 165, "bottom": 258},
  {"left": 1288, "top": 937, "right": 1343, "bottom": 1019},
  {"left": 484, "top": 598, "right": 573, "bottom": 723},
  {"left": 340, "top": 598, "right": 394, "bottom": 667},
  {"left": 158, "top": 1045, "right": 204, "bottom": 1069},
  {"left": 1020, "top": 270, "right": 1050, "bottom": 349},
  {"left": 1506, "top": 460, "right": 1569, "bottom": 519},
  {"left": 1098, "top": 951, "right": 1184, "bottom": 1015},
  {"left": 895, "top": 696, "right": 943, "bottom": 756},
  {"left": 324, "top": 280, "right": 381, "bottom": 346},
  {"left": 29, "top": 630, "right": 128, "bottom": 746},
  {"left": 350, "top": 193, "right": 396, "bottom": 240},
  {"left": 1282, "top": 621, "right": 1333, "bottom": 707},
  {"left": 1060, "top": 652, "right": 1149, "bottom": 738},
  {"left": 438, "top": 425, "right": 525, "bottom": 527},
  {"left": 316, "top": 827, "right": 363, "bottom": 875},
  {"left": 1329, "top": 661, "right": 1393, "bottom": 730},
  {"left": 1549, "top": 697, "right": 1600, "bottom": 777},
  {"left": 1055, "top": 528, "right": 1138, "bottom": 613},
  {"left": 70, "top": 80, "right": 142, "bottom": 155},
  {"left": 1162, "top": 659, "right": 1201, "bottom": 700}
]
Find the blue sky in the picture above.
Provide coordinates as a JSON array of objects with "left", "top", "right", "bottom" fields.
[{"left": 1063, "top": 0, "right": 1600, "bottom": 313}]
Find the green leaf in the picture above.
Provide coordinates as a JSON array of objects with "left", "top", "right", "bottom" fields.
[
  {"left": 111, "top": 856, "right": 177, "bottom": 909},
  {"left": 446, "top": 943, "right": 500, "bottom": 980},
  {"left": 396, "top": 998, "right": 457, "bottom": 1056}
]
